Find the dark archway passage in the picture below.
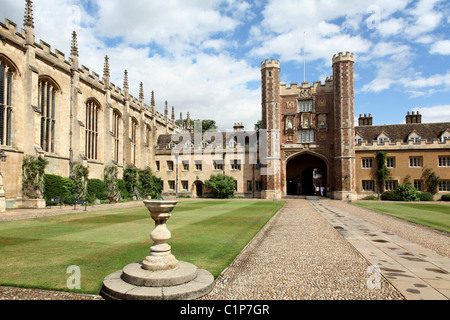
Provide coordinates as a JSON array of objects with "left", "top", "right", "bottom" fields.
[{"left": 286, "top": 154, "right": 327, "bottom": 196}]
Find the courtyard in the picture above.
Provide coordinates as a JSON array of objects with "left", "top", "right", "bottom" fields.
[{"left": 0, "top": 198, "right": 449, "bottom": 300}]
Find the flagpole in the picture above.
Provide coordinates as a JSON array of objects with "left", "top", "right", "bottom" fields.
[{"left": 303, "top": 31, "right": 306, "bottom": 83}]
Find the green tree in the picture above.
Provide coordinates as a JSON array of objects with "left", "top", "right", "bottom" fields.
[
  {"left": 254, "top": 120, "right": 263, "bottom": 131},
  {"left": 176, "top": 119, "right": 218, "bottom": 133},
  {"left": 123, "top": 165, "right": 140, "bottom": 197},
  {"left": 205, "top": 174, "right": 237, "bottom": 199},
  {"left": 139, "top": 168, "right": 163, "bottom": 199},
  {"left": 200, "top": 120, "right": 218, "bottom": 132},
  {"left": 376, "top": 151, "right": 390, "bottom": 195},
  {"left": 423, "top": 168, "right": 441, "bottom": 195}
]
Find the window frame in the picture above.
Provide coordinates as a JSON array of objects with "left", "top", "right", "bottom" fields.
[
  {"left": 409, "top": 157, "right": 423, "bottom": 168},
  {"left": 39, "top": 79, "right": 57, "bottom": 153},
  {"left": 86, "top": 99, "right": 100, "bottom": 160},
  {"left": 362, "top": 158, "right": 373, "bottom": 169}
]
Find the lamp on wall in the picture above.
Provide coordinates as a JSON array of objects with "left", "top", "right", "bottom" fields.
[{"left": 0, "top": 150, "right": 6, "bottom": 162}]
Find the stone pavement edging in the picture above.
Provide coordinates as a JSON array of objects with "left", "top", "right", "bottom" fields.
[{"left": 310, "top": 200, "right": 450, "bottom": 300}]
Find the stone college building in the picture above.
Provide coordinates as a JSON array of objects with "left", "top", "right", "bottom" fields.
[{"left": 0, "top": 1, "right": 449, "bottom": 209}]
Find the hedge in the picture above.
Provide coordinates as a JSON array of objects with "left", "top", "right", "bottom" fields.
[
  {"left": 381, "top": 190, "right": 402, "bottom": 201},
  {"left": 43, "top": 174, "right": 74, "bottom": 205},
  {"left": 87, "top": 179, "right": 108, "bottom": 202},
  {"left": 441, "top": 194, "right": 450, "bottom": 201},
  {"left": 418, "top": 192, "right": 434, "bottom": 201}
]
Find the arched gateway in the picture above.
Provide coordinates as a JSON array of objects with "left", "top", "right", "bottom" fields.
[
  {"left": 286, "top": 153, "right": 328, "bottom": 196},
  {"left": 260, "top": 53, "right": 357, "bottom": 201}
]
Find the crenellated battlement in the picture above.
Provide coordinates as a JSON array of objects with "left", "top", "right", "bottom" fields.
[
  {"left": 261, "top": 59, "right": 280, "bottom": 69},
  {"left": 33, "top": 39, "right": 71, "bottom": 69},
  {"left": 356, "top": 137, "right": 450, "bottom": 150},
  {"left": 1, "top": 19, "right": 18, "bottom": 34},
  {"left": 332, "top": 51, "right": 355, "bottom": 64},
  {"left": 280, "top": 76, "right": 334, "bottom": 95}
]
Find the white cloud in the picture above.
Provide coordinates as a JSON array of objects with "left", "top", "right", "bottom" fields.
[
  {"left": 95, "top": 0, "right": 239, "bottom": 54},
  {"left": 404, "top": 0, "right": 444, "bottom": 37},
  {"left": 378, "top": 18, "right": 406, "bottom": 37},
  {"left": 403, "top": 71, "right": 450, "bottom": 89},
  {"left": 413, "top": 105, "right": 450, "bottom": 123},
  {"left": 430, "top": 40, "right": 450, "bottom": 55},
  {"left": 361, "top": 42, "right": 413, "bottom": 92}
]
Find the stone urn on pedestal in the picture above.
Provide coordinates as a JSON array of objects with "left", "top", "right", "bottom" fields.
[{"left": 100, "top": 200, "right": 214, "bottom": 300}]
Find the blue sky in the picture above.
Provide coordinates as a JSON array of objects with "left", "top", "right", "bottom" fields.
[{"left": 1, "top": 0, "right": 450, "bottom": 130}]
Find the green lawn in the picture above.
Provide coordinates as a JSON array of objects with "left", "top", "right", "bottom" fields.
[
  {"left": 0, "top": 200, "right": 284, "bottom": 295},
  {"left": 352, "top": 202, "right": 450, "bottom": 233}
]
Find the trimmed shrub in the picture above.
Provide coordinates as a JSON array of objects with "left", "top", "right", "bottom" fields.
[
  {"left": 117, "top": 179, "right": 130, "bottom": 200},
  {"left": 381, "top": 190, "right": 402, "bottom": 201},
  {"left": 43, "top": 174, "right": 73, "bottom": 205},
  {"left": 397, "top": 184, "right": 420, "bottom": 202},
  {"left": 87, "top": 179, "right": 108, "bottom": 202},
  {"left": 441, "top": 194, "right": 450, "bottom": 202},
  {"left": 418, "top": 192, "right": 434, "bottom": 202}
]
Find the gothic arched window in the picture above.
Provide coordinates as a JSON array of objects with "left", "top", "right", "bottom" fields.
[
  {"left": 39, "top": 78, "right": 58, "bottom": 153},
  {"left": 0, "top": 60, "right": 14, "bottom": 147},
  {"left": 131, "top": 118, "right": 138, "bottom": 165},
  {"left": 112, "top": 111, "right": 121, "bottom": 163},
  {"left": 86, "top": 99, "right": 100, "bottom": 160}
]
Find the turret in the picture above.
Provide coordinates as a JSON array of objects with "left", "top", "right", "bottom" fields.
[{"left": 332, "top": 52, "right": 356, "bottom": 200}]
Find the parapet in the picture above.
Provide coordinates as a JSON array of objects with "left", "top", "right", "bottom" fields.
[
  {"left": 261, "top": 59, "right": 280, "bottom": 69},
  {"left": 332, "top": 52, "right": 354, "bottom": 64}
]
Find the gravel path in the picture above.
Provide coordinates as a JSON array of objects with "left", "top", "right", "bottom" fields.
[{"left": 203, "top": 200, "right": 404, "bottom": 300}]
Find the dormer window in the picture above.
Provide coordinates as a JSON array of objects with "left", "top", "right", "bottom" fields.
[
  {"left": 168, "top": 142, "right": 176, "bottom": 149},
  {"left": 201, "top": 141, "right": 209, "bottom": 148},
  {"left": 355, "top": 138, "right": 363, "bottom": 145},
  {"left": 440, "top": 130, "right": 450, "bottom": 142},
  {"left": 408, "top": 131, "right": 421, "bottom": 143},
  {"left": 378, "top": 137, "right": 389, "bottom": 144}
]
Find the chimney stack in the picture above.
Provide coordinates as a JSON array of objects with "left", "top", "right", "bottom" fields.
[
  {"left": 358, "top": 114, "right": 373, "bottom": 126},
  {"left": 406, "top": 111, "right": 422, "bottom": 124}
]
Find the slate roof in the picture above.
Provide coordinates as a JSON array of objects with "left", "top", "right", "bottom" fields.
[{"left": 355, "top": 122, "right": 450, "bottom": 142}]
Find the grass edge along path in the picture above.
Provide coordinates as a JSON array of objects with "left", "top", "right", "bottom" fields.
[
  {"left": 0, "top": 200, "right": 285, "bottom": 295},
  {"left": 352, "top": 202, "right": 450, "bottom": 233}
]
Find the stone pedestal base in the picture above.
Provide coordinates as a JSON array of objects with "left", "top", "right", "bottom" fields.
[{"left": 100, "top": 261, "right": 214, "bottom": 300}]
